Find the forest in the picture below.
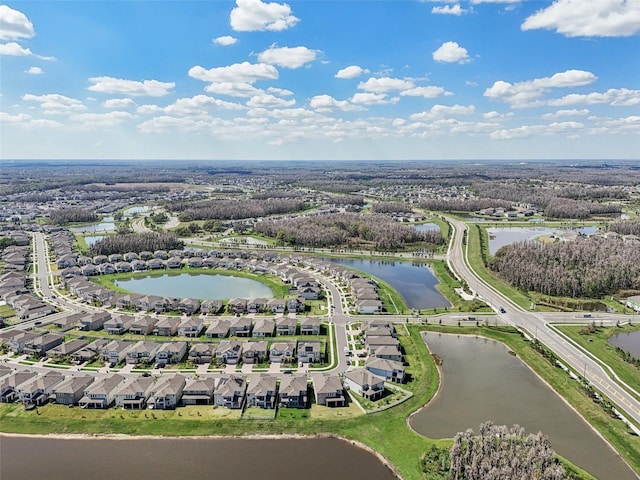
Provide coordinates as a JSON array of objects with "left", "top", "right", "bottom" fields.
[
  {"left": 489, "top": 236, "right": 640, "bottom": 298},
  {"left": 89, "top": 232, "right": 183, "bottom": 255},
  {"left": 254, "top": 212, "right": 444, "bottom": 250}
]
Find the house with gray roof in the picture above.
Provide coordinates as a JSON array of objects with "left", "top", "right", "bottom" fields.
[
  {"left": 269, "top": 341, "right": 295, "bottom": 364},
  {"left": 365, "top": 357, "right": 406, "bottom": 383},
  {"left": 252, "top": 318, "right": 275, "bottom": 337},
  {"left": 126, "top": 340, "right": 161, "bottom": 365},
  {"left": 299, "top": 317, "right": 321, "bottom": 335},
  {"left": 79, "top": 374, "right": 125, "bottom": 409},
  {"left": 47, "top": 338, "right": 90, "bottom": 361},
  {"left": 0, "top": 371, "right": 39, "bottom": 403},
  {"left": 129, "top": 315, "right": 158, "bottom": 335},
  {"left": 54, "top": 375, "right": 95, "bottom": 405},
  {"left": 104, "top": 314, "right": 134, "bottom": 335},
  {"left": 205, "top": 319, "right": 230, "bottom": 338},
  {"left": 216, "top": 340, "right": 243, "bottom": 365},
  {"left": 214, "top": 375, "right": 247, "bottom": 409},
  {"left": 114, "top": 376, "right": 155, "bottom": 409},
  {"left": 246, "top": 374, "right": 277, "bottom": 409},
  {"left": 276, "top": 317, "right": 297, "bottom": 336},
  {"left": 17, "top": 371, "right": 65, "bottom": 406},
  {"left": 178, "top": 316, "right": 204, "bottom": 337},
  {"left": 242, "top": 340, "right": 268, "bottom": 364},
  {"left": 182, "top": 377, "right": 215, "bottom": 405},
  {"left": 278, "top": 374, "right": 308, "bottom": 409},
  {"left": 311, "top": 373, "right": 345, "bottom": 407},
  {"left": 188, "top": 343, "right": 216, "bottom": 365},
  {"left": 229, "top": 316, "right": 252, "bottom": 337},
  {"left": 155, "top": 341, "right": 188, "bottom": 366},
  {"left": 22, "top": 333, "right": 64, "bottom": 357},
  {"left": 148, "top": 374, "right": 186, "bottom": 410},
  {"left": 344, "top": 368, "right": 385, "bottom": 401},
  {"left": 154, "top": 317, "right": 180, "bottom": 336},
  {"left": 297, "top": 340, "right": 323, "bottom": 364}
]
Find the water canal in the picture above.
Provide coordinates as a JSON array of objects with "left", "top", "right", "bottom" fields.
[
  {"left": 0, "top": 436, "right": 398, "bottom": 480},
  {"left": 410, "top": 333, "right": 637, "bottom": 480},
  {"left": 115, "top": 273, "right": 274, "bottom": 300}
]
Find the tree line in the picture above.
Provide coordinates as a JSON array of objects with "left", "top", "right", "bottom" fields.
[
  {"left": 89, "top": 232, "right": 184, "bottom": 255},
  {"left": 371, "top": 201, "right": 414, "bottom": 214},
  {"left": 419, "top": 198, "right": 513, "bottom": 213},
  {"left": 49, "top": 208, "right": 98, "bottom": 225},
  {"left": 610, "top": 219, "right": 640, "bottom": 236},
  {"left": 254, "top": 212, "right": 444, "bottom": 250},
  {"left": 489, "top": 236, "right": 640, "bottom": 298},
  {"left": 169, "top": 198, "right": 308, "bottom": 221}
]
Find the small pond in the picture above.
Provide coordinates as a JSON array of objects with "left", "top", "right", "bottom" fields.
[
  {"left": 220, "top": 236, "right": 269, "bottom": 245},
  {"left": 84, "top": 235, "right": 106, "bottom": 246},
  {"left": 115, "top": 273, "right": 274, "bottom": 300},
  {"left": 609, "top": 330, "right": 640, "bottom": 360},
  {"left": 413, "top": 223, "right": 440, "bottom": 233},
  {"left": 325, "top": 258, "right": 450, "bottom": 310},
  {"left": 410, "top": 333, "right": 637, "bottom": 480},
  {"left": 69, "top": 221, "right": 116, "bottom": 233},
  {"left": 123, "top": 206, "right": 151, "bottom": 215}
]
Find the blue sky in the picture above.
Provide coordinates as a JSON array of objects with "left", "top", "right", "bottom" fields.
[{"left": 1, "top": 0, "right": 639, "bottom": 160}]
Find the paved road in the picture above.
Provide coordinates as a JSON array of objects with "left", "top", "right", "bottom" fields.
[{"left": 445, "top": 215, "right": 640, "bottom": 427}]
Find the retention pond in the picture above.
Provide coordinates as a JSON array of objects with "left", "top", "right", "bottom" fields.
[{"left": 410, "top": 333, "right": 637, "bottom": 480}]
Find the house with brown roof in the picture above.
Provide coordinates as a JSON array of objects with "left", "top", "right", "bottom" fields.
[
  {"left": 125, "top": 340, "right": 161, "bottom": 365},
  {"left": 242, "top": 340, "right": 268, "bottom": 364},
  {"left": 216, "top": 340, "right": 243, "bottom": 365},
  {"left": 205, "top": 319, "right": 231, "bottom": 338},
  {"left": 252, "top": 318, "right": 275, "bottom": 337},
  {"left": 154, "top": 317, "right": 180, "bottom": 336},
  {"left": 155, "top": 341, "right": 188, "bottom": 367},
  {"left": 113, "top": 376, "right": 155, "bottom": 409},
  {"left": 229, "top": 316, "right": 253, "bottom": 337},
  {"left": 178, "top": 316, "right": 204, "bottom": 337},
  {"left": 188, "top": 343, "right": 217, "bottom": 365},
  {"left": 276, "top": 317, "right": 297, "bottom": 336},
  {"left": 297, "top": 340, "right": 323, "bottom": 364}
]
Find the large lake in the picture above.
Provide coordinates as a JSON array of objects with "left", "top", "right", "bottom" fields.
[
  {"left": 410, "top": 333, "right": 637, "bottom": 480},
  {"left": 115, "top": 273, "right": 274, "bottom": 300},
  {"left": 0, "top": 436, "right": 398, "bottom": 480},
  {"left": 325, "top": 258, "right": 450, "bottom": 310}
]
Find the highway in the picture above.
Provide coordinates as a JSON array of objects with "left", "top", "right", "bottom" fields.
[{"left": 445, "top": 215, "right": 640, "bottom": 428}]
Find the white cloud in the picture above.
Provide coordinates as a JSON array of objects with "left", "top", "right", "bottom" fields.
[
  {"left": 189, "top": 62, "right": 279, "bottom": 84},
  {"left": 309, "top": 94, "right": 363, "bottom": 112},
  {"left": 432, "top": 41, "right": 470, "bottom": 63},
  {"left": 471, "top": 0, "right": 521, "bottom": 3},
  {"left": 400, "top": 86, "right": 450, "bottom": 98},
  {"left": 0, "top": 5, "right": 34, "bottom": 40},
  {"left": 166, "top": 95, "right": 244, "bottom": 115},
  {"left": 0, "top": 41, "right": 55, "bottom": 60},
  {"left": 484, "top": 69, "right": 598, "bottom": 107},
  {"left": 257, "top": 45, "right": 318, "bottom": 69},
  {"left": 87, "top": 76, "right": 175, "bottom": 97},
  {"left": 246, "top": 93, "right": 296, "bottom": 109},
  {"left": 267, "top": 87, "right": 293, "bottom": 96},
  {"left": 432, "top": 4, "right": 467, "bottom": 15},
  {"left": 335, "top": 65, "right": 369, "bottom": 79},
  {"left": 213, "top": 35, "right": 238, "bottom": 46},
  {"left": 540, "top": 108, "right": 589, "bottom": 119},
  {"left": 358, "top": 77, "right": 415, "bottom": 93},
  {"left": 522, "top": 0, "right": 640, "bottom": 37},
  {"left": 204, "top": 82, "right": 263, "bottom": 98},
  {"left": 22, "top": 93, "right": 87, "bottom": 114},
  {"left": 483, "top": 110, "right": 514, "bottom": 120},
  {"left": 69, "top": 111, "right": 135, "bottom": 127},
  {"left": 103, "top": 98, "right": 136, "bottom": 109},
  {"left": 230, "top": 0, "right": 299, "bottom": 32},
  {"left": 549, "top": 88, "right": 640, "bottom": 107},
  {"left": 0, "top": 112, "right": 32, "bottom": 123},
  {"left": 411, "top": 104, "right": 476, "bottom": 120},
  {"left": 26, "top": 66, "right": 42, "bottom": 75},
  {"left": 350, "top": 92, "right": 399, "bottom": 105}
]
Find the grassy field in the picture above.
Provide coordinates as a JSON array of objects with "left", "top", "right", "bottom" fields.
[{"left": 555, "top": 323, "right": 640, "bottom": 402}]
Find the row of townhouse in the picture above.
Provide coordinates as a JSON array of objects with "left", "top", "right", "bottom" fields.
[{"left": 50, "top": 308, "right": 322, "bottom": 339}]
